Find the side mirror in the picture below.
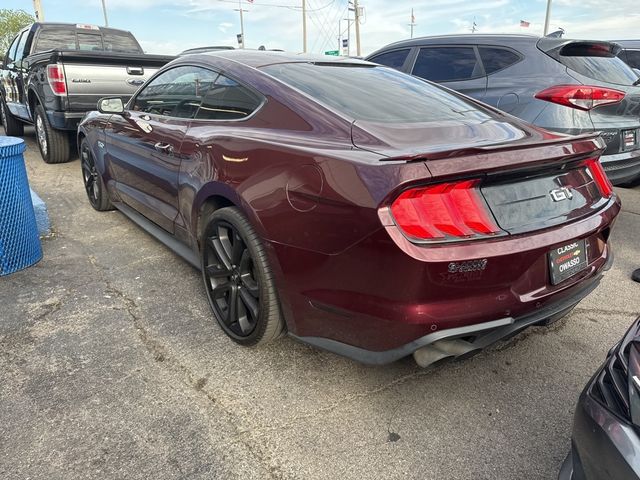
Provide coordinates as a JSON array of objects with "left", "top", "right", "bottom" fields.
[{"left": 97, "top": 97, "right": 125, "bottom": 114}]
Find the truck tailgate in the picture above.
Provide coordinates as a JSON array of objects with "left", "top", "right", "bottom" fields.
[{"left": 50, "top": 51, "right": 174, "bottom": 112}]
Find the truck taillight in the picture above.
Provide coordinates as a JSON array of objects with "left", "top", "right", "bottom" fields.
[
  {"left": 534, "top": 85, "right": 625, "bottom": 111},
  {"left": 585, "top": 158, "right": 614, "bottom": 198},
  {"left": 46, "top": 64, "right": 67, "bottom": 96},
  {"left": 390, "top": 179, "right": 504, "bottom": 241}
]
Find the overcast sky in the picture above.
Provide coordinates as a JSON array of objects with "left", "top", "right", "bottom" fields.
[{"left": 5, "top": 0, "right": 640, "bottom": 55}]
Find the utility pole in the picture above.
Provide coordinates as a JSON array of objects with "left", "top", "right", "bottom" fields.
[
  {"left": 302, "top": 0, "right": 307, "bottom": 53},
  {"left": 101, "top": 0, "right": 109, "bottom": 27},
  {"left": 408, "top": 8, "right": 416, "bottom": 39},
  {"left": 353, "top": 0, "right": 361, "bottom": 56},
  {"left": 32, "top": 0, "right": 44, "bottom": 21},
  {"left": 234, "top": 0, "right": 248, "bottom": 49},
  {"left": 543, "top": 0, "right": 552, "bottom": 35}
]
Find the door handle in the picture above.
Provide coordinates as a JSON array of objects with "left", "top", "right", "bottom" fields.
[{"left": 154, "top": 142, "right": 173, "bottom": 154}]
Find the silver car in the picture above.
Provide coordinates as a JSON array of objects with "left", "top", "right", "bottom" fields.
[{"left": 367, "top": 34, "right": 640, "bottom": 185}]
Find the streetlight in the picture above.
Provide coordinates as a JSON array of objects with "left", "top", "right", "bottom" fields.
[{"left": 543, "top": 0, "right": 552, "bottom": 36}]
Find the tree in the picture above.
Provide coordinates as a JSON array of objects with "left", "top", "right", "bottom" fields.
[{"left": 0, "top": 9, "right": 35, "bottom": 55}]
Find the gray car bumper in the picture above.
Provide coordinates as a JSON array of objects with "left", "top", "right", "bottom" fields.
[{"left": 599, "top": 149, "right": 640, "bottom": 185}]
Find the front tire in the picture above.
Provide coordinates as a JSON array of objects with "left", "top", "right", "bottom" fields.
[
  {"left": 0, "top": 98, "right": 25, "bottom": 136},
  {"left": 201, "top": 207, "right": 285, "bottom": 346},
  {"left": 80, "top": 139, "right": 113, "bottom": 211},
  {"left": 34, "top": 104, "right": 70, "bottom": 164}
]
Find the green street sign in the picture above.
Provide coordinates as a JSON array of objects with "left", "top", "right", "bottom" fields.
[{"left": 324, "top": 50, "right": 339, "bottom": 56}]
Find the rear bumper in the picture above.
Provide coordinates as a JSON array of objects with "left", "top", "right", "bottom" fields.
[
  {"left": 600, "top": 149, "right": 640, "bottom": 185},
  {"left": 46, "top": 111, "right": 86, "bottom": 131},
  {"left": 293, "top": 261, "right": 609, "bottom": 365}
]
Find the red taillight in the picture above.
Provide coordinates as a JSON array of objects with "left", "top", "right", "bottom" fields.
[
  {"left": 390, "top": 179, "right": 503, "bottom": 241},
  {"left": 534, "top": 85, "right": 625, "bottom": 111},
  {"left": 46, "top": 64, "right": 67, "bottom": 96},
  {"left": 585, "top": 157, "right": 614, "bottom": 198}
]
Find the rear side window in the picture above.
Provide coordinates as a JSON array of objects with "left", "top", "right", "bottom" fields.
[
  {"left": 412, "top": 47, "right": 481, "bottom": 82},
  {"left": 195, "top": 74, "right": 262, "bottom": 121},
  {"left": 479, "top": 47, "right": 521, "bottom": 74},
  {"left": 261, "top": 63, "right": 493, "bottom": 123},
  {"left": 368, "top": 49, "right": 410, "bottom": 70},
  {"left": 34, "top": 29, "right": 77, "bottom": 52}
]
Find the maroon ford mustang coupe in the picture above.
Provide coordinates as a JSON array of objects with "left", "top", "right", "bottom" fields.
[{"left": 78, "top": 51, "right": 620, "bottom": 366}]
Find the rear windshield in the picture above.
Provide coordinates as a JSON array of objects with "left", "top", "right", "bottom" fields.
[
  {"left": 261, "top": 63, "right": 493, "bottom": 123},
  {"left": 559, "top": 55, "right": 637, "bottom": 85},
  {"left": 34, "top": 28, "right": 141, "bottom": 54},
  {"left": 540, "top": 40, "right": 638, "bottom": 86}
]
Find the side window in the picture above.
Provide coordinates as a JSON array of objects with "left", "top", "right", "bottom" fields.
[
  {"left": 5, "top": 33, "right": 22, "bottom": 64},
  {"left": 625, "top": 50, "right": 640, "bottom": 69},
  {"left": 368, "top": 49, "right": 411, "bottom": 70},
  {"left": 132, "top": 65, "right": 218, "bottom": 118},
  {"left": 78, "top": 33, "right": 103, "bottom": 51},
  {"left": 195, "top": 73, "right": 262, "bottom": 121},
  {"left": 14, "top": 31, "right": 29, "bottom": 62},
  {"left": 478, "top": 47, "right": 521, "bottom": 75},
  {"left": 412, "top": 46, "right": 481, "bottom": 82}
]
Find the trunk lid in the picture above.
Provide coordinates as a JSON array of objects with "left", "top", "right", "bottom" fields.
[
  {"left": 362, "top": 120, "right": 610, "bottom": 237},
  {"left": 480, "top": 160, "right": 608, "bottom": 234}
]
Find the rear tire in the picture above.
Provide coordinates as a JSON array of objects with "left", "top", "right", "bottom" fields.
[
  {"left": 201, "top": 206, "right": 285, "bottom": 346},
  {"left": 0, "top": 98, "right": 25, "bottom": 136},
  {"left": 34, "top": 104, "right": 70, "bottom": 164},
  {"left": 80, "top": 138, "right": 113, "bottom": 211}
]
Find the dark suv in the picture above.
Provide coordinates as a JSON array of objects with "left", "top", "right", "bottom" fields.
[
  {"left": 615, "top": 40, "right": 640, "bottom": 70},
  {"left": 367, "top": 35, "right": 640, "bottom": 185}
]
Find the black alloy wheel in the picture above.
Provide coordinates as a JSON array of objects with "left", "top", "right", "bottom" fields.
[
  {"left": 80, "top": 139, "right": 113, "bottom": 211},
  {"left": 201, "top": 207, "right": 284, "bottom": 345}
]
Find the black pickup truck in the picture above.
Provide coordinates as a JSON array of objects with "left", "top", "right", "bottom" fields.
[{"left": 0, "top": 22, "right": 174, "bottom": 163}]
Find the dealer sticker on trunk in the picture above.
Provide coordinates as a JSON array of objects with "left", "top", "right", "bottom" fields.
[{"left": 549, "top": 239, "right": 588, "bottom": 285}]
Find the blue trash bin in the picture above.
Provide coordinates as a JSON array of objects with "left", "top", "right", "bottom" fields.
[{"left": 0, "top": 137, "right": 42, "bottom": 276}]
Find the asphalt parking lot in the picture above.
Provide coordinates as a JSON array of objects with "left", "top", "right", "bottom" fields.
[{"left": 1, "top": 128, "right": 639, "bottom": 480}]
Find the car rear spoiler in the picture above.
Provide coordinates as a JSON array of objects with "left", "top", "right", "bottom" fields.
[
  {"left": 379, "top": 132, "right": 606, "bottom": 163},
  {"left": 537, "top": 38, "right": 622, "bottom": 58}
]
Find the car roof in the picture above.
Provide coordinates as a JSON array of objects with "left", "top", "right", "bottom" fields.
[
  {"left": 373, "top": 33, "right": 540, "bottom": 51},
  {"left": 193, "top": 50, "right": 375, "bottom": 68},
  {"left": 612, "top": 40, "right": 640, "bottom": 49}
]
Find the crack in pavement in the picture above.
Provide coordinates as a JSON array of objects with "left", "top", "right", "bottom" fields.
[{"left": 86, "top": 255, "right": 285, "bottom": 480}]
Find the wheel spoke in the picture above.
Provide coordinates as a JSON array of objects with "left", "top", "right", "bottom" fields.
[
  {"left": 205, "top": 263, "right": 230, "bottom": 278},
  {"left": 211, "top": 282, "right": 230, "bottom": 300},
  {"left": 239, "top": 286, "right": 259, "bottom": 320},
  {"left": 231, "top": 232, "right": 244, "bottom": 265},
  {"left": 238, "top": 313, "right": 252, "bottom": 334},
  {"left": 210, "top": 236, "right": 232, "bottom": 270},
  {"left": 227, "top": 284, "right": 238, "bottom": 325}
]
